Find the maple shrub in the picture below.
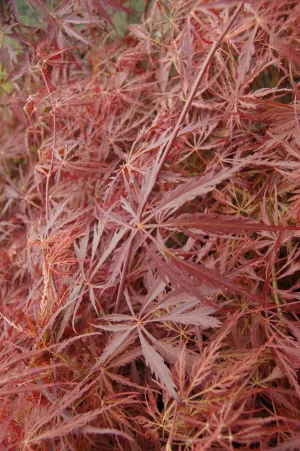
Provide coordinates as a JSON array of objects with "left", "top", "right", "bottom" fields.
[{"left": 1, "top": 0, "right": 300, "bottom": 449}]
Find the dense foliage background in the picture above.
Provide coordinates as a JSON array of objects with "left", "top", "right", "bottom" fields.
[{"left": 0, "top": 0, "right": 300, "bottom": 449}]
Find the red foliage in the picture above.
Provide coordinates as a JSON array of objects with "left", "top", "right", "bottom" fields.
[{"left": 1, "top": 0, "right": 300, "bottom": 449}]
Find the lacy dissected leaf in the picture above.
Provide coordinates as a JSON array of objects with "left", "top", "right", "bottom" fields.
[
  {"left": 155, "top": 306, "right": 221, "bottom": 328},
  {"left": 163, "top": 213, "right": 300, "bottom": 236},
  {"left": 138, "top": 330, "right": 180, "bottom": 402},
  {"left": 170, "top": 253, "right": 260, "bottom": 302},
  {"left": 1, "top": 0, "right": 300, "bottom": 449},
  {"left": 149, "top": 252, "right": 219, "bottom": 309},
  {"left": 153, "top": 163, "right": 248, "bottom": 216},
  {"left": 98, "top": 326, "right": 136, "bottom": 364}
]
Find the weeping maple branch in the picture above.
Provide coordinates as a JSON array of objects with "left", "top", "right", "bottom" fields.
[
  {"left": 115, "top": 3, "right": 244, "bottom": 312},
  {"left": 138, "top": 2, "right": 244, "bottom": 218}
]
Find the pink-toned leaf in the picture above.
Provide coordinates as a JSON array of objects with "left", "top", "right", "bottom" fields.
[
  {"left": 154, "top": 164, "right": 246, "bottom": 215},
  {"left": 164, "top": 213, "right": 300, "bottom": 235},
  {"left": 237, "top": 24, "right": 258, "bottom": 88},
  {"left": 91, "top": 219, "right": 105, "bottom": 263},
  {"left": 81, "top": 426, "right": 133, "bottom": 441},
  {"left": 90, "top": 226, "right": 128, "bottom": 279},
  {"left": 98, "top": 327, "right": 135, "bottom": 364},
  {"left": 171, "top": 254, "right": 259, "bottom": 302},
  {"left": 155, "top": 306, "right": 221, "bottom": 328},
  {"left": 138, "top": 330, "right": 180, "bottom": 402}
]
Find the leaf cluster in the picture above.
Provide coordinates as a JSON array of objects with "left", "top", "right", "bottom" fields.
[{"left": 0, "top": 0, "right": 300, "bottom": 449}]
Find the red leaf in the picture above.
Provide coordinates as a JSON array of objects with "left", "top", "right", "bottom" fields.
[{"left": 138, "top": 330, "right": 180, "bottom": 402}]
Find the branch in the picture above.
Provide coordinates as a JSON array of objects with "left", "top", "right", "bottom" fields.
[{"left": 138, "top": 2, "right": 244, "bottom": 218}]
